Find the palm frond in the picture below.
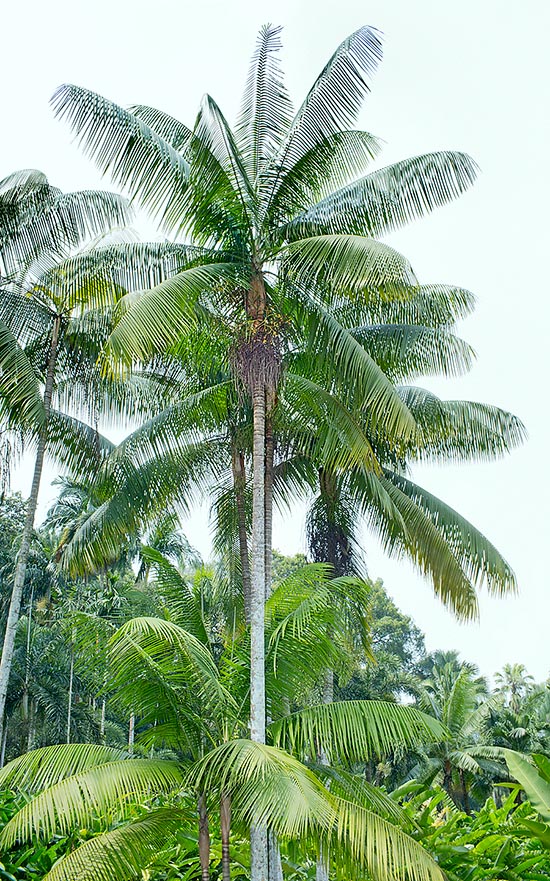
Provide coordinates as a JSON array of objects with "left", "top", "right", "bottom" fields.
[
  {"left": 284, "top": 152, "right": 478, "bottom": 239},
  {"left": 42, "top": 808, "right": 189, "bottom": 881},
  {"left": 1, "top": 758, "right": 183, "bottom": 846},
  {"left": 271, "top": 700, "right": 445, "bottom": 764},
  {"left": 0, "top": 742, "right": 125, "bottom": 791},
  {"left": 51, "top": 85, "right": 191, "bottom": 232},
  {"left": 281, "top": 233, "right": 417, "bottom": 295},
  {"left": 236, "top": 24, "right": 294, "bottom": 182},
  {"left": 267, "top": 27, "right": 382, "bottom": 205}
]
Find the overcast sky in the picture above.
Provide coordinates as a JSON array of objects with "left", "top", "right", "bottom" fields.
[{"left": 3, "top": 0, "right": 549, "bottom": 680}]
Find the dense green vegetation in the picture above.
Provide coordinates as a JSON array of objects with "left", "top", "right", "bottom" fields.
[{"left": 0, "top": 22, "right": 538, "bottom": 881}]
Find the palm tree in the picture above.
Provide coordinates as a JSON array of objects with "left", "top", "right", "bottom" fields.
[
  {"left": 0, "top": 179, "right": 216, "bottom": 743},
  {"left": 406, "top": 658, "right": 504, "bottom": 812},
  {"left": 51, "top": 26, "right": 479, "bottom": 789},
  {"left": 494, "top": 663, "right": 535, "bottom": 714}
]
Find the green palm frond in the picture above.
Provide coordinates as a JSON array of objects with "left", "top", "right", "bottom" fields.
[
  {"left": 289, "top": 300, "right": 416, "bottom": 439},
  {"left": 267, "top": 27, "right": 382, "bottom": 200},
  {"left": 51, "top": 85, "right": 191, "bottom": 232},
  {"left": 103, "top": 263, "right": 242, "bottom": 370},
  {"left": 281, "top": 233, "right": 417, "bottom": 294},
  {"left": 0, "top": 320, "right": 45, "bottom": 428},
  {"left": 46, "top": 411, "right": 115, "bottom": 478},
  {"left": 267, "top": 130, "right": 380, "bottom": 228},
  {"left": 0, "top": 743, "right": 125, "bottom": 791},
  {"left": 42, "top": 808, "right": 189, "bottom": 881},
  {"left": 331, "top": 792, "right": 443, "bottom": 881},
  {"left": 282, "top": 372, "right": 382, "bottom": 473},
  {"left": 128, "top": 105, "right": 193, "bottom": 150},
  {"left": 399, "top": 386, "right": 527, "bottom": 463},
  {"left": 0, "top": 757, "right": 183, "bottom": 846},
  {"left": 139, "top": 546, "right": 209, "bottom": 641},
  {"left": 384, "top": 471, "right": 517, "bottom": 598},
  {"left": 109, "top": 617, "right": 233, "bottom": 735},
  {"left": 236, "top": 23, "right": 294, "bottom": 183},
  {"left": 190, "top": 740, "right": 443, "bottom": 881},
  {"left": 190, "top": 739, "right": 334, "bottom": 837},
  {"left": 352, "top": 323, "right": 475, "bottom": 381},
  {"left": 285, "top": 152, "right": 478, "bottom": 239},
  {"left": 271, "top": 700, "right": 445, "bottom": 764},
  {"left": 2, "top": 188, "right": 132, "bottom": 276}
]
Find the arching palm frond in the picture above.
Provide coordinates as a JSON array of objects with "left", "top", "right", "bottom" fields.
[
  {"left": 284, "top": 152, "right": 478, "bottom": 239},
  {"left": 0, "top": 757, "right": 183, "bottom": 847},
  {"left": 41, "top": 808, "right": 190, "bottom": 881},
  {"left": 271, "top": 700, "right": 445, "bottom": 765}
]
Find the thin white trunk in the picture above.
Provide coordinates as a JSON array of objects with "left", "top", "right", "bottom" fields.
[
  {"left": 316, "top": 669, "right": 334, "bottom": 881},
  {"left": 250, "top": 377, "right": 266, "bottom": 743},
  {"left": 264, "top": 394, "right": 274, "bottom": 601},
  {"left": 250, "top": 378, "right": 267, "bottom": 881},
  {"left": 66, "top": 636, "right": 75, "bottom": 744},
  {"left": 128, "top": 712, "right": 135, "bottom": 754},
  {"left": 0, "top": 720, "right": 7, "bottom": 767},
  {"left": 0, "top": 315, "right": 60, "bottom": 745}
]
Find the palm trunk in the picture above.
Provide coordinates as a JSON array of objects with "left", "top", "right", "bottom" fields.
[
  {"left": 232, "top": 446, "right": 252, "bottom": 621},
  {"left": 198, "top": 793, "right": 211, "bottom": 881},
  {"left": 250, "top": 375, "right": 266, "bottom": 744},
  {"left": 443, "top": 759, "right": 453, "bottom": 796},
  {"left": 250, "top": 375, "right": 268, "bottom": 881},
  {"left": 27, "top": 699, "right": 35, "bottom": 752},
  {"left": 220, "top": 792, "right": 231, "bottom": 881},
  {"left": 268, "top": 830, "right": 283, "bottom": 881},
  {"left": 0, "top": 719, "right": 7, "bottom": 768},
  {"left": 459, "top": 769, "right": 470, "bottom": 815},
  {"left": 67, "top": 634, "right": 75, "bottom": 744},
  {"left": 0, "top": 315, "right": 60, "bottom": 745},
  {"left": 264, "top": 392, "right": 275, "bottom": 600},
  {"left": 128, "top": 712, "right": 135, "bottom": 754},
  {"left": 316, "top": 669, "right": 333, "bottom": 881}
]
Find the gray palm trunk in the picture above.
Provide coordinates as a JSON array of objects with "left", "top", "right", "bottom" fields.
[
  {"left": 66, "top": 634, "right": 75, "bottom": 744},
  {"left": 231, "top": 444, "right": 252, "bottom": 621},
  {"left": 249, "top": 375, "right": 268, "bottom": 881},
  {"left": 198, "top": 792, "right": 211, "bottom": 881},
  {"left": 0, "top": 315, "right": 60, "bottom": 746}
]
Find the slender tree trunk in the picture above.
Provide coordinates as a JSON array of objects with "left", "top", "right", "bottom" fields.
[
  {"left": 67, "top": 634, "right": 75, "bottom": 744},
  {"left": 0, "top": 315, "right": 60, "bottom": 744},
  {"left": 459, "top": 769, "right": 470, "bottom": 815},
  {"left": 443, "top": 759, "right": 453, "bottom": 796},
  {"left": 27, "top": 699, "right": 35, "bottom": 752},
  {"left": 268, "top": 830, "right": 283, "bottom": 881},
  {"left": 264, "top": 391, "right": 275, "bottom": 600},
  {"left": 246, "top": 270, "right": 268, "bottom": 881},
  {"left": 220, "top": 792, "right": 232, "bottom": 881},
  {"left": 250, "top": 378, "right": 268, "bottom": 881},
  {"left": 0, "top": 719, "right": 7, "bottom": 767},
  {"left": 316, "top": 669, "right": 333, "bottom": 881},
  {"left": 250, "top": 375, "right": 266, "bottom": 744},
  {"left": 128, "top": 712, "right": 135, "bottom": 754},
  {"left": 198, "top": 792, "right": 211, "bottom": 881},
  {"left": 232, "top": 445, "right": 252, "bottom": 621}
]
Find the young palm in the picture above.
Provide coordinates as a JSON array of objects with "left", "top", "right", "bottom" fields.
[
  {"left": 52, "top": 28, "right": 479, "bottom": 781},
  {"left": 0, "top": 555, "right": 447, "bottom": 881}
]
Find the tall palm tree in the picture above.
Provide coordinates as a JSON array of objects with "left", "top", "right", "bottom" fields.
[
  {"left": 52, "top": 26, "right": 479, "bottom": 795},
  {"left": 0, "top": 180, "right": 216, "bottom": 742}
]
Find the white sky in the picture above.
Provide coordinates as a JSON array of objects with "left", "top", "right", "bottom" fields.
[{"left": 3, "top": 0, "right": 549, "bottom": 680}]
